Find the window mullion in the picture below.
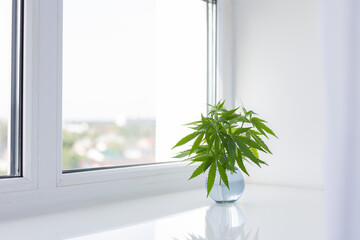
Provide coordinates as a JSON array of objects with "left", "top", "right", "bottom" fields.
[{"left": 36, "top": 0, "right": 61, "bottom": 189}]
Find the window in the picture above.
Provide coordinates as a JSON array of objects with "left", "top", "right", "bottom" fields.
[
  {"left": 62, "top": 0, "right": 207, "bottom": 171},
  {"left": 0, "top": 0, "right": 217, "bottom": 213},
  {"left": 0, "top": 0, "right": 23, "bottom": 177}
]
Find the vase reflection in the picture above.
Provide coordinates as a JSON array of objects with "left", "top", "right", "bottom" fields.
[
  {"left": 174, "top": 203, "right": 259, "bottom": 240},
  {"left": 205, "top": 203, "right": 244, "bottom": 240}
]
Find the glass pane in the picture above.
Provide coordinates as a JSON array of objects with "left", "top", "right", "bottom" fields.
[
  {"left": 0, "top": 0, "right": 12, "bottom": 176},
  {"left": 63, "top": 0, "right": 206, "bottom": 170}
]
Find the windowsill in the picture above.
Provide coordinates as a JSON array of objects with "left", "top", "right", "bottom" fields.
[{"left": 0, "top": 184, "right": 325, "bottom": 239}]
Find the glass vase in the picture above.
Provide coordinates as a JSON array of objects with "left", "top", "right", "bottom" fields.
[{"left": 206, "top": 168, "right": 245, "bottom": 203}]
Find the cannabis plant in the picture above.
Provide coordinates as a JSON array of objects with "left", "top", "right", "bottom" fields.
[{"left": 172, "top": 100, "right": 277, "bottom": 196}]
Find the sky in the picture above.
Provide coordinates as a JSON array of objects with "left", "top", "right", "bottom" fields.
[
  {"left": 1, "top": 0, "right": 207, "bottom": 124},
  {"left": 63, "top": 0, "right": 157, "bottom": 121},
  {"left": 62, "top": 0, "right": 207, "bottom": 122}
]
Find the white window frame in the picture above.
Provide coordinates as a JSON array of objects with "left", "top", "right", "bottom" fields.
[{"left": 0, "top": 0, "right": 222, "bottom": 217}]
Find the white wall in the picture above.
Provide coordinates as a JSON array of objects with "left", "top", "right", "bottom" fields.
[{"left": 231, "top": 0, "right": 324, "bottom": 188}]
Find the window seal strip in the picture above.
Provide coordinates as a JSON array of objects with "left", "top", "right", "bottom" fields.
[{"left": 10, "top": 0, "right": 24, "bottom": 177}]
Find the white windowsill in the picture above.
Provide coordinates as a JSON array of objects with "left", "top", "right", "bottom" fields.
[{"left": 0, "top": 184, "right": 325, "bottom": 240}]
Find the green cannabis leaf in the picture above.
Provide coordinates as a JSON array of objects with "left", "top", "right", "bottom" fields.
[{"left": 172, "top": 100, "right": 277, "bottom": 196}]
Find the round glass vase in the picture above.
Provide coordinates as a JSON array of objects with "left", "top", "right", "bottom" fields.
[{"left": 206, "top": 167, "right": 245, "bottom": 203}]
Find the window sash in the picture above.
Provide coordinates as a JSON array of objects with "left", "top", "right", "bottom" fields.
[{"left": 60, "top": 0, "right": 210, "bottom": 173}]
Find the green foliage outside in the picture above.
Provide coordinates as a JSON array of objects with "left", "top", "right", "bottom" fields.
[
  {"left": 172, "top": 100, "right": 277, "bottom": 196},
  {"left": 0, "top": 120, "right": 7, "bottom": 153},
  {"left": 1, "top": 119, "right": 156, "bottom": 171},
  {"left": 62, "top": 121, "right": 155, "bottom": 170},
  {"left": 62, "top": 130, "right": 82, "bottom": 169},
  {"left": 0, "top": 120, "right": 8, "bottom": 176},
  {"left": 62, "top": 146, "right": 81, "bottom": 169}
]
